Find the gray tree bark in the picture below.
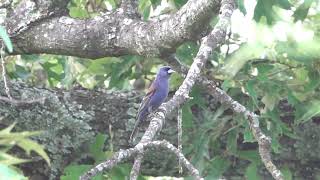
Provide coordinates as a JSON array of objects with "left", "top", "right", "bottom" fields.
[
  {"left": 2, "top": 0, "right": 220, "bottom": 58},
  {"left": 0, "top": 80, "right": 180, "bottom": 178}
]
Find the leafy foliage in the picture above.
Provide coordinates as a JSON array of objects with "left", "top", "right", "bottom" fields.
[{"left": 0, "top": 123, "right": 50, "bottom": 179}]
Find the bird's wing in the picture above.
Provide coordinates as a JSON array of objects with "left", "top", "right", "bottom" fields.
[
  {"left": 136, "top": 82, "right": 157, "bottom": 119},
  {"left": 130, "top": 82, "right": 157, "bottom": 143}
]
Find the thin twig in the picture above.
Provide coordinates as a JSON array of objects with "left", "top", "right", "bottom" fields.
[
  {"left": 178, "top": 108, "right": 183, "bottom": 174},
  {"left": 1, "top": 43, "right": 12, "bottom": 100},
  {"left": 200, "top": 77, "right": 283, "bottom": 180}
]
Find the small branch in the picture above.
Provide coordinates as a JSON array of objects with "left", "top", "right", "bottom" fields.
[
  {"left": 178, "top": 108, "right": 183, "bottom": 174},
  {"left": 0, "top": 0, "right": 11, "bottom": 9},
  {"left": 130, "top": 154, "right": 143, "bottom": 180},
  {"left": 165, "top": 54, "right": 284, "bottom": 180},
  {"left": 200, "top": 77, "right": 283, "bottom": 180},
  {"left": 1, "top": 44, "right": 12, "bottom": 100},
  {"left": 80, "top": 140, "right": 201, "bottom": 180}
]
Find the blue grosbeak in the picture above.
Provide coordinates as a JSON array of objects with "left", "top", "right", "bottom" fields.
[{"left": 130, "top": 66, "right": 175, "bottom": 142}]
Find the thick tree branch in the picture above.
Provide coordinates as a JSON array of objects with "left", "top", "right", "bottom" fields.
[{"left": 5, "top": 0, "right": 219, "bottom": 58}]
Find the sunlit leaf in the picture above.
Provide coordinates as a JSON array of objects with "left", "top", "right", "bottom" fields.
[
  {"left": 0, "top": 26, "right": 13, "bottom": 53},
  {"left": 220, "top": 44, "right": 264, "bottom": 78},
  {"left": 0, "top": 152, "right": 30, "bottom": 165},
  {"left": 237, "top": 0, "right": 247, "bottom": 15},
  {"left": 0, "top": 164, "right": 27, "bottom": 180},
  {"left": 16, "top": 139, "right": 50, "bottom": 166}
]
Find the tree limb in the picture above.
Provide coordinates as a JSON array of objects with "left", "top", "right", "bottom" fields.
[{"left": 5, "top": 0, "right": 219, "bottom": 58}]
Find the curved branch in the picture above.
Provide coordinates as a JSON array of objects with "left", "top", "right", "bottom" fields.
[
  {"left": 200, "top": 77, "right": 283, "bottom": 180},
  {"left": 7, "top": 0, "right": 220, "bottom": 58},
  {"left": 80, "top": 140, "right": 201, "bottom": 180}
]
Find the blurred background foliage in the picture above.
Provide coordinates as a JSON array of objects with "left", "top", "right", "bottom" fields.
[{"left": 1, "top": 0, "right": 320, "bottom": 179}]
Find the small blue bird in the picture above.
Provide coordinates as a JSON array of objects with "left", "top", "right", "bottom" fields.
[{"left": 130, "top": 66, "right": 175, "bottom": 142}]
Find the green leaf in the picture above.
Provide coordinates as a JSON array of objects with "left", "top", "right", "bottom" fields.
[
  {"left": 205, "top": 156, "right": 231, "bottom": 179},
  {"left": 0, "top": 152, "right": 30, "bottom": 165},
  {"left": 296, "top": 100, "right": 320, "bottom": 124},
  {"left": 150, "top": 0, "right": 161, "bottom": 7},
  {"left": 237, "top": 0, "right": 246, "bottom": 15},
  {"left": 61, "top": 165, "right": 103, "bottom": 180},
  {"left": 173, "top": 0, "right": 188, "bottom": 8},
  {"left": 0, "top": 26, "right": 13, "bottom": 53},
  {"left": 245, "top": 163, "right": 261, "bottom": 180},
  {"left": 253, "top": 0, "right": 276, "bottom": 25},
  {"left": 237, "top": 150, "right": 261, "bottom": 164},
  {"left": 293, "top": 0, "right": 314, "bottom": 22},
  {"left": 0, "top": 164, "right": 27, "bottom": 180},
  {"left": 243, "top": 127, "right": 255, "bottom": 143},
  {"left": 226, "top": 129, "right": 237, "bottom": 154},
  {"left": 261, "top": 94, "right": 277, "bottom": 110},
  {"left": 182, "top": 104, "right": 194, "bottom": 128},
  {"left": 0, "top": 122, "right": 17, "bottom": 135},
  {"left": 89, "top": 133, "right": 108, "bottom": 162},
  {"left": 287, "top": 90, "right": 300, "bottom": 105},
  {"left": 176, "top": 41, "right": 199, "bottom": 65},
  {"left": 305, "top": 70, "right": 320, "bottom": 92},
  {"left": 221, "top": 44, "right": 264, "bottom": 78},
  {"left": 16, "top": 139, "right": 50, "bottom": 166},
  {"left": 275, "top": 40, "right": 320, "bottom": 64},
  {"left": 276, "top": 0, "right": 291, "bottom": 10},
  {"left": 138, "top": 0, "right": 151, "bottom": 20},
  {"left": 281, "top": 166, "right": 292, "bottom": 180},
  {"left": 245, "top": 80, "right": 258, "bottom": 106}
]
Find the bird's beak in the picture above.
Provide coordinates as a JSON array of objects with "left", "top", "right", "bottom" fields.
[{"left": 168, "top": 69, "right": 175, "bottom": 74}]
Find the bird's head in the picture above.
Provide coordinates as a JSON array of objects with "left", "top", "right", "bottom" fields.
[{"left": 157, "top": 66, "right": 175, "bottom": 79}]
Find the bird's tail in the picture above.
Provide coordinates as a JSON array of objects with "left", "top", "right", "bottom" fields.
[{"left": 129, "top": 118, "right": 141, "bottom": 143}]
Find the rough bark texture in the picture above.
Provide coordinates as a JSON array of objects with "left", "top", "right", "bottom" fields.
[
  {"left": 0, "top": 80, "right": 181, "bottom": 179},
  {"left": 3, "top": 0, "right": 219, "bottom": 58}
]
